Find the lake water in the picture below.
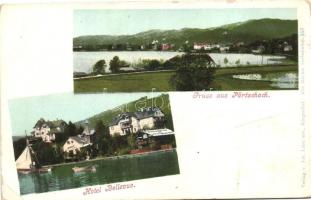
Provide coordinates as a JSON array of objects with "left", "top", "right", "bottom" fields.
[
  {"left": 232, "top": 72, "right": 298, "bottom": 89},
  {"left": 18, "top": 150, "right": 179, "bottom": 195},
  {"left": 73, "top": 51, "right": 286, "bottom": 73}
]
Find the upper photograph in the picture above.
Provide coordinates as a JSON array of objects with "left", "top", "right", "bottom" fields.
[{"left": 73, "top": 8, "right": 298, "bottom": 93}]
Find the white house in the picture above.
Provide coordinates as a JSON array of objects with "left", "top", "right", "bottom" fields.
[
  {"left": 109, "top": 107, "right": 165, "bottom": 136},
  {"left": 193, "top": 43, "right": 208, "bottom": 50},
  {"left": 220, "top": 46, "right": 230, "bottom": 53},
  {"left": 284, "top": 45, "right": 293, "bottom": 52},
  {"left": 32, "top": 118, "right": 66, "bottom": 143},
  {"left": 252, "top": 45, "right": 265, "bottom": 54},
  {"left": 62, "top": 136, "right": 92, "bottom": 155}
]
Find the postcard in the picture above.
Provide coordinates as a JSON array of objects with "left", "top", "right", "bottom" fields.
[
  {"left": 0, "top": 0, "right": 310, "bottom": 200},
  {"left": 9, "top": 93, "right": 179, "bottom": 195},
  {"left": 73, "top": 8, "right": 298, "bottom": 92}
]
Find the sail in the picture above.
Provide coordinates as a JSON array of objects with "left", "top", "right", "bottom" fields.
[{"left": 16, "top": 146, "right": 32, "bottom": 170}]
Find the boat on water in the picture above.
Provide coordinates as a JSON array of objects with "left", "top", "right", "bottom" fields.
[
  {"left": 16, "top": 137, "right": 51, "bottom": 174},
  {"left": 72, "top": 165, "right": 96, "bottom": 173}
]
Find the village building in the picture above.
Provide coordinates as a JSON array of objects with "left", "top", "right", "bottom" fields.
[
  {"left": 80, "top": 121, "right": 96, "bottom": 144},
  {"left": 235, "top": 42, "right": 245, "bottom": 47},
  {"left": 193, "top": 43, "right": 221, "bottom": 51},
  {"left": 73, "top": 45, "right": 83, "bottom": 51},
  {"left": 220, "top": 46, "right": 230, "bottom": 53},
  {"left": 284, "top": 44, "right": 293, "bottom": 52},
  {"left": 161, "top": 43, "right": 171, "bottom": 51},
  {"left": 134, "top": 128, "right": 175, "bottom": 151},
  {"left": 193, "top": 43, "right": 208, "bottom": 50},
  {"left": 108, "top": 107, "right": 165, "bottom": 136},
  {"left": 31, "top": 118, "right": 67, "bottom": 143},
  {"left": 62, "top": 135, "right": 93, "bottom": 159},
  {"left": 252, "top": 45, "right": 265, "bottom": 54},
  {"left": 62, "top": 121, "right": 95, "bottom": 160},
  {"left": 151, "top": 40, "right": 159, "bottom": 50}
]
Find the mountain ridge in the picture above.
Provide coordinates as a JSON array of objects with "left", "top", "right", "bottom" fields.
[{"left": 73, "top": 18, "right": 298, "bottom": 46}]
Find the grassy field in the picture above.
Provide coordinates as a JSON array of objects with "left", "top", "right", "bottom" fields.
[
  {"left": 74, "top": 65, "right": 298, "bottom": 92},
  {"left": 74, "top": 71, "right": 175, "bottom": 93}
]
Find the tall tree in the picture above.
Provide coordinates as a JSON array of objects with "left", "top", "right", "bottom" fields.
[
  {"left": 32, "top": 141, "right": 60, "bottom": 165},
  {"left": 92, "top": 59, "right": 106, "bottom": 74},
  {"left": 223, "top": 57, "right": 229, "bottom": 66},
  {"left": 170, "top": 57, "right": 215, "bottom": 91},
  {"left": 109, "top": 56, "right": 121, "bottom": 73},
  {"left": 64, "top": 121, "right": 77, "bottom": 137},
  {"left": 94, "top": 120, "right": 111, "bottom": 155},
  {"left": 127, "top": 134, "right": 136, "bottom": 149}
]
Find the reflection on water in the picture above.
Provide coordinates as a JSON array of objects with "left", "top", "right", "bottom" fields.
[
  {"left": 18, "top": 150, "right": 179, "bottom": 195},
  {"left": 232, "top": 72, "right": 298, "bottom": 89}
]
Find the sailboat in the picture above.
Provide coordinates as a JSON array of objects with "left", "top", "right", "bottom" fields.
[
  {"left": 16, "top": 136, "right": 36, "bottom": 174},
  {"left": 16, "top": 135, "right": 51, "bottom": 174}
]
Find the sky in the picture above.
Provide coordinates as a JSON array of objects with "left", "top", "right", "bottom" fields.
[
  {"left": 74, "top": 8, "right": 297, "bottom": 37},
  {"left": 9, "top": 92, "right": 162, "bottom": 136}
]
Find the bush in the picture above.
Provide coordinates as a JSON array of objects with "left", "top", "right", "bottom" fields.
[
  {"left": 146, "top": 59, "right": 161, "bottom": 70},
  {"left": 164, "top": 53, "right": 215, "bottom": 69},
  {"left": 133, "top": 59, "right": 162, "bottom": 71},
  {"left": 224, "top": 57, "right": 228, "bottom": 65}
]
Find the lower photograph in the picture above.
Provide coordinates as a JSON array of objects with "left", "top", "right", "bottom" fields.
[{"left": 9, "top": 93, "right": 179, "bottom": 195}]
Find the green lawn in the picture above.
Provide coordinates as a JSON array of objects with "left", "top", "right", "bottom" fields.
[
  {"left": 74, "top": 71, "right": 175, "bottom": 92},
  {"left": 74, "top": 65, "right": 298, "bottom": 92}
]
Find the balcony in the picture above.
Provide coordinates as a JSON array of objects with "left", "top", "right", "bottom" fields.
[
  {"left": 121, "top": 123, "right": 132, "bottom": 129},
  {"left": 119, "top": 118, "right": 131, "bottom": 124}
]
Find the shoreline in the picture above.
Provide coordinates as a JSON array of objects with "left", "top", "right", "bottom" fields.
[
  {"left": 73, "top": 50, "right": 295, "bottom": 57},
  {"left": 74, "top": 69, "right": 175, "bottom": 80},
  {"left": 74, "top": 64, "right": 298, "bottom": 92},
  {"left": 43, "top": 148, "right": 175, "bottom": 168},
  {"left": 74, "top": 63, "right": 296, "bottom": 81}
]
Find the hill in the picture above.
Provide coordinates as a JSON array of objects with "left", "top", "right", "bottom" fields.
[
  {"left": 73, "top": 18, "right": 297, "bottom": 47},
  {"left": 75, "top": 94, "right": 174, "bottom": 131}
]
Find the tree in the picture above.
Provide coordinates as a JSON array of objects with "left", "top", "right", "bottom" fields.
[
  {"left": 76, "top": 125, "right": 84, "bottom": 135},
  {"left": 170, "top": 59, "right": 215, "bottom": 91},
  {"left": 109, "top": 56, "right": 121, "bottom": 73},
  {"left": 127, "top": 134, "right": 136, "bottom": 149},
  {"left": 64, "top": 121, "right": 77, "bottom": 137},
  {"left": 94, "top": 120, "right": 112, "bottom": 155},
  {"left": 31, "top": 141, "right": 60, "bottom": 165},
  {"left": 224, "top": 57, "right": 228, "bottom": 66},
  {"left": 92, "top": 59, "right": 106, "bottom": 75}
]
